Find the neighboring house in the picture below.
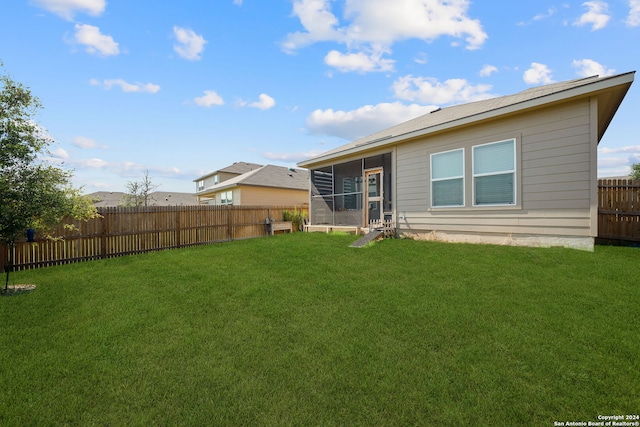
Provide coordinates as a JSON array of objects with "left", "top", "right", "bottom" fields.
[
  {"left": 195, "top": 164, "right": 309, "bottom": 206},
  {"left": 297, "top": 72, "right": 635, "bottom": 250},
  {"left": 89, "top": 191, "right": 198, "bottom": 207},
  {"left": 194, "top": 162, "right": 263, "bottom": 193}
]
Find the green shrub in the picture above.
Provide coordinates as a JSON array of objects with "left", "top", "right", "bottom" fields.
[{"left": 282, "top": 208, "right": 308, "bottom": 231}]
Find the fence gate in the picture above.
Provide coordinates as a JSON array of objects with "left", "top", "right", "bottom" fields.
[{"left": 598, "top": 179, "right": 640, "bottom": 243}]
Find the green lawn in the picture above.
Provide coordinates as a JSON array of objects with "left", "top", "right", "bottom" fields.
[{"left": 1, "top": 233, "right": 638, "bottom": 426}]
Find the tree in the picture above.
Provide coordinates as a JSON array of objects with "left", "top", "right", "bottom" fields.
[
  {"left": 630, "top": 163, "right": 640, "bottom": 180},
  {"left": 120, "top": 170, "right": 159, "bottom": 207},
  {"left": 1, "top": 65, "right": 98, "bottom": 292}
]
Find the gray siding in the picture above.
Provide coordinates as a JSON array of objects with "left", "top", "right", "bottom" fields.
[{"left": 396, "top": 98, "right": 595, "bottom": 237}]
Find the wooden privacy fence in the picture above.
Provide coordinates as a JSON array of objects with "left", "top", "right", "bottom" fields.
[
  {"left": 1, "top": 205, "right": 307, "bottom": 272},
  {"left": 598, "top": 178, "right": 640, "bottom": 243}
]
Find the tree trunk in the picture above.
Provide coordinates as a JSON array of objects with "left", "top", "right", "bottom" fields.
[{"left": 4, "top": 241, "right": 14, "bottom": 293}]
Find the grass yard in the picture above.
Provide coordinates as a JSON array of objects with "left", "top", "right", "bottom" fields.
[{"left": 1, "top": 233, "right": 638, "bottom": 426}]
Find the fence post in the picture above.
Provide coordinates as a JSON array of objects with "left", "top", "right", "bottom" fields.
[
  {"left": 175, "top": 207, "right": 181, "bottom": 248},
  {"left": 227, "top": 205, "right": 232, "bottom": 242},
  {"left": 100, "top": 209, "right": 108, "bottom": 259}
]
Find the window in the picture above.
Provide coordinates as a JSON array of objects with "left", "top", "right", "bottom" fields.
[
  {"left": 473, "top": 139, "right": 515, "bottom": 206},
  {"left": 213, "top": 174, "right": 219, "bottom": 185},
  {"left": 220, "top": 190, "right": 233, "bottom": 205},
  {"left": 431, "top": 149, "right": 464, "bottom": 207},
  {"left": 197, "top": 180, "right": 205, "bottom": 192}
]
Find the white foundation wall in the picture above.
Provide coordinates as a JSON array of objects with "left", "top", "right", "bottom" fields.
[{"left": 399, "top": 229, "right": 594, "bottom": 251}]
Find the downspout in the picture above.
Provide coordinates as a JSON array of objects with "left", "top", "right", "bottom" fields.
[
  {"left": 589, "top": 96, "right": 599, "bottom": 243},
  {"left": 393, "top": 146, "right": 399, "bottom": 234}
]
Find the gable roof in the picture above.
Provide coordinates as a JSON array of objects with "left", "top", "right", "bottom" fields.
[
  {"left": 218, "top": 161, "right": 263, "bottom": 174},
  {"left": 198, "top": 165, "right": 309, "bottom": 193},
  {"left": 298, "top": 72, "right": 634, "bottom": 168},
  {"left": 194, "top": 162, "right": 263, "bottom": 182}
]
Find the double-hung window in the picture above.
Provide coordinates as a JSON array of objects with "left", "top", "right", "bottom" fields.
[
  {"left": 220, "top": 190, "right": 233, "bottom": 205},
  {"left": 431, "top": 148, "right": 464, "bottom": 207},
  {"left": 473, "top": 139, "right": 516, "bottom": 206}
]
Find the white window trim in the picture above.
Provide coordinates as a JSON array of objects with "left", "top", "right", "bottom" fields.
[
  {"left": 472, "top": 139, "right": 516, "bottom": 207},
  {"left": 220, "top": 190, "right": 233, "bottom": 205},
  {"left": 430, "top": 148, "right": 465, "bottom": 208}
]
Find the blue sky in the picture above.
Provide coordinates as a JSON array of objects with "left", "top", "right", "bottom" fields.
[{"left": 2, "top": 0, "right": 639, "bottom": 193}]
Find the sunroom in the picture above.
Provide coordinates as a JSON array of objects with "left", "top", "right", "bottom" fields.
[{"left": 308, "top": 153, "right": 392, "bottom": 229}]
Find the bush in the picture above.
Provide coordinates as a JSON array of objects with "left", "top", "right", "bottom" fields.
[{"left": 282, "top": 208, "right": 308, "bottom": 231}]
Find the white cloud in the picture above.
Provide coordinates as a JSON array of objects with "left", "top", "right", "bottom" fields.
[
  {"left": 62, "top": 157, "right": 193, "bottom": 180},
  {"left": 533, "top": 7, "right": 558, "bottom": 21},
  {"left": 392, "top": 75, "right": 496, "bottom": 105},
  {"left": 31, "top": 122, "right": 54, "bottom": 143},
  {"left": 73, "top": 136, "right": 96, "bottom": 149},
  {"left": 572, "top": 59, "right": 615, "bottom": 77},
  {"left": 574, "top": 1, "right": 611, "bottom": 31},
  {"left": 479, "top": 65, "right": 498, "bottom": 77},
  {"left": 77, "top": 158, "right": 109, "bottom": 169},
  {"left": 90, "top": 79, "right": 161, "bottom": 93},
  {"left": 173, "top": 26, "right": 207, "bottom": 61},
  {"left": 598, "top": 157, "right": 640, "bottom": 176},
  {"left": 73, "top": 136, "right": 98, "bottom": 149},
  {"left": 282, "top": 0, "right": 487, "bottom": 72},
  {"left": 598, "top": 145, "right": 640, "bottom": 155},
  {"left": 523, "top": 63, "right": 554, "bottom": 85},
  {"left": 233, "top": 0, "right": 243, "bottom": 5},
  {"left": 72, "top": 24, "right": 119, "bottom": 57},
  {"left": 597, "top": 145, "right": 640, "bottom": 177},
  {"left": 414, "top": 52, "right": 428, "bottom": 65},
  {"left": 306, "top": 102, "right": 438, "bottom": 140},
  {"left": 51, "top": 148, "right": 69, "bottom": 159},
  {"left": 193, "top": 90, "right": 225, "bottom": 107},
  {"left": 249, "top": 94, "right": 276, "bottom": 110},
  {"left": 31, "top": 0, "right": 106, "bottom": 20},
  {"left": 324, "top": 50, "right": 395, "bottom": 73},
  {"left": 518, "top": 7, "right": 559, "bottom": 25},
  {"left": 347, "top": 0, "right": 488, "bottom": 50},
  {"left": 282, "top": 0, "right": 343, "bottom": 52},
  {"left": 73, "top": 136, "right": 108, "bottom": 149},
  {"left": 627, "top": 0, "right": 640, "bottom": 26},
  {"left": 262, "top": 150, "right": 326, "bottom": 163}
]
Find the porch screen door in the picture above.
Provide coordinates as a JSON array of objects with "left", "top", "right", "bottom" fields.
[{"left": 364, "top": 168, "right": 383, "bottom": 225}]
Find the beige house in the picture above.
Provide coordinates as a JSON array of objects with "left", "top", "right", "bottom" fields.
[
  {"left": 195, "top": 163, "right": 309, "bottom": 206},
  {"left": 298, "top": 72, "right": 635, "bottom": 250},
  {"left": 194, "top": 162, "right": 262, "bottom": 193}
]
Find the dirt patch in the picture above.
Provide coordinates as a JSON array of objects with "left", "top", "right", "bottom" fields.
[{"left": 1, "top": 284, "right": 37, "bottom": 296}]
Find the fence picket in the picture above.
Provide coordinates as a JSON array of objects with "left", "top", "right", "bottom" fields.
[
  {"left": 597, "top": 178, "right": 640, "bottom": 243},
  {"left": 1, "top": 205, "right": 307, "bottom": 272}
]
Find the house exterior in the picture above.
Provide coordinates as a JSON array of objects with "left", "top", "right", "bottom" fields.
[
  {"left": 297, "top": 72, "right": 635, "bottom": 250},
  {"left": 194, "top": 162, "right": 262, "bottom": 193},
  {"left": 194, "top": 164, "right": 309, "bottom": 206}
]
